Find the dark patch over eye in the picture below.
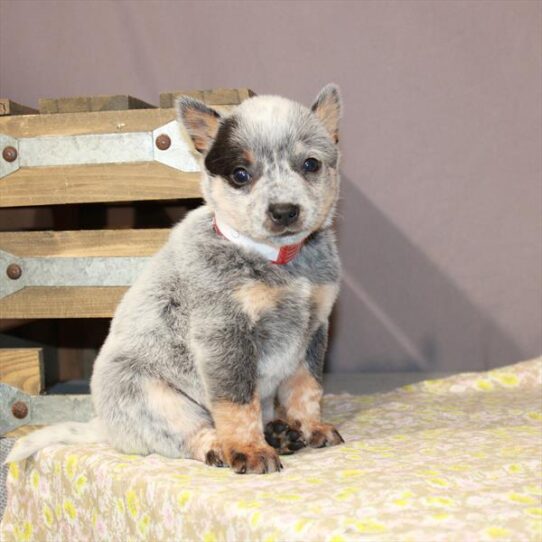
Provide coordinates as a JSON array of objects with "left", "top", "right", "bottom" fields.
[
  {"left": 205, "top": 117, "right": 261, "bottom": 189},
  {"left": 303, "top": 157, "right": 321, "bottom": 173},
  {"left": 205, "top": 117, "right": 246, "bottom": 177},
  {"left": 231, "top": 167, "right": 251, "bottom": 186}
]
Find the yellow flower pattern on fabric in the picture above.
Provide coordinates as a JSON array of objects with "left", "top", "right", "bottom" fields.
[
  {"left": 74, "top": 474, "right": 87, "bottom": 494},
  {"left": 43, "top": 504, "right": 54, "bottom": 527},
  {"left": 62, "top": 499, "right": 77, "bottom": 520},
  {"left": 13, "top": 522, "right": 32, "bottom": 542},
  {"left": 31, "top": 470, "right": 39, "bottom": 489},
  {"left": 493, "top": 373, "right": 519, "bottom": 387},
  {"left": 203, "top": 532, "right": 217, "bottom": 542},
  {"left": 125, "top": 490, "right": 139, "bottom": 518},
  {"left": 485, "top": 526, "right": 511, "bottom": 539},
  {"left": 64, "top": 454, "right": 78, "bottom": 479},
  {"left": 0, "top": 357, "right": 540, "bottom": 541}
]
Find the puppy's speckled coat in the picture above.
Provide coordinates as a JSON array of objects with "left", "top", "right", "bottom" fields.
[{"left": 7, "top": 85, "right": 344, "bottom": 474}]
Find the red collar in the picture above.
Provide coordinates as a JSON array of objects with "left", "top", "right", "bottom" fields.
[{"left": 212, "top": 215, "right": 304, "bottom": 265}]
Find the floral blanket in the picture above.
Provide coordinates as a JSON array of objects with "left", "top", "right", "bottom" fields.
[{"left": 1, "top": 358, "right": 541, "bottom": 541}]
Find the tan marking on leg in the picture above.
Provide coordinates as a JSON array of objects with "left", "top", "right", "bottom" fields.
[
  {"left": 233, "top": 282, "right": 285, "bottom": 322},
  {"left": 212, "top": 395, "right": 264, "bottom": 444},
  {"left": 311, "top": 283, "right": 339, "bottom": 323},
  {"left": 144, "top": 379, "right": 206, "bottom": 436},
  {"left": 277, "top": 364, "right": 344, "bottom": 447},
  {"left": 212, "top": 395, "right": 280, "bottom": 473},
  {"left": 278, "top": 364, "right": 323, "bottom": 424}
]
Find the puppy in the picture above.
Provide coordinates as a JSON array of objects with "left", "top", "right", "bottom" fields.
[{"left": 7, "top": 84, "right": 344, "bottom": 474}]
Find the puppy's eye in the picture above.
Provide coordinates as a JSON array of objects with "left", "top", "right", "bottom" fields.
[
  {"left": 303, "top": 158, "right": 321, "bottom": 173},
  {"left": 231, "top": 167, "right": 251, "bottom": 186}
]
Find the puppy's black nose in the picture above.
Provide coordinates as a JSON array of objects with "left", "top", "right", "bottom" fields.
[{"left": 267, "top": 203, "right": 300, "bottom": 227}]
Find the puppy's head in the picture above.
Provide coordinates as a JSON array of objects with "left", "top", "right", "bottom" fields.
[{"left": 176, "top": 85, "right": 342, "bottom": 246}]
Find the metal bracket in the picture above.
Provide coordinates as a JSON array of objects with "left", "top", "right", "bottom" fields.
[
  {"left": 0, "top": 134, "right": 19, "bottom": 179},
  {"left": 0, "top": 383, "right": 93, "bottom": 435},
  {"left": 0, "top": 250, "right": 151, "bottom": 299},
  {"left": 0, "top": 120, "right": 200, "bottom": 179}
]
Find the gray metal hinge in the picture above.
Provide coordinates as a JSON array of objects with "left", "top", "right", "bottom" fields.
[
  {"left": 0, "top": 250, "right": 151, "bottom": 299},
  {"left": 0, "top": 383, "right": 93, "bottom": 435},
  {"left": 0, "top": 119, "right": 200, "bottom": 179}
]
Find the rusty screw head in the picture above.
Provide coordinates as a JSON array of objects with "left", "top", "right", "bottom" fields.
[
  {"left": 155, "top": 134, "right": 171, "bottom": 151},
  {"left": 11, "top": 401, "right": 28, "bottom": 419},
  {"left": 6, "top": 263, "right": 22, "bottom": 280},
  {"left": 2, "top": 146, "right": 17, "bottom": 162}
]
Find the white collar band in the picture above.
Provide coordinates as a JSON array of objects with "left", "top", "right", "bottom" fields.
[{"left": 212, "top": 214, "right": 304, "bottom": 265}]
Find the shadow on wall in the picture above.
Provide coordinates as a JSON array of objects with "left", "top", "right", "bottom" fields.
[{"left": 327, "top": 175, "right": 523, "bottom": 374}]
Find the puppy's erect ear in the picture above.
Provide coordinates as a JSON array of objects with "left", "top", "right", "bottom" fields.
[
  {"left": 311, "top": 84, "right": 342, "bottom": 144},
  {"left": 176, "top": 96, "right": 221, "bottom": 154}
]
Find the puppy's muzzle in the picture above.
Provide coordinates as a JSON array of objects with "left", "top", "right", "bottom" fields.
[{"left": 267, "top": 203, "right": 300, "bottom": 228}]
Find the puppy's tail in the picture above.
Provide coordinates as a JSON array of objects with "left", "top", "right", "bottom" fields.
[{"left": 4, "top": 418, "right": 106, "bottom": 464}]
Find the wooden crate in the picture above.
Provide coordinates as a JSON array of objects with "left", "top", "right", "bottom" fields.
[
  {"left": 0, "top": 88, "right": 254, "bottom": 433},
  {"left": 0, "top": 90, "right": 251, "bottom": 208},
  {"left": 0, "top": 229, "right": 169, "bottom": 318}
]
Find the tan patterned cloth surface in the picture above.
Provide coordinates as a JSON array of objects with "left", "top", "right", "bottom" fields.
[{"left": 1, "top": 359, "right": 541, "bottom": 542}]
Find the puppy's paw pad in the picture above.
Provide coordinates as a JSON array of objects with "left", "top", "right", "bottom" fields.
[
  {"left": 307, "top": 424, "right": 344, "bottom": 448},
  {"left": 265, "top": 419, "right": 306, "bottom": 455},
  {"left": 227, "top": 445, "right": 283, "bottom": 474}
]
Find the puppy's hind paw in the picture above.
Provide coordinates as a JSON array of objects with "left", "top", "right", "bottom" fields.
[
  {"left": 264, "top": 419, "right": 306, "bottom": 455},
  {"left": 307, "top": 423, "right": 344, "bottom": 448}
]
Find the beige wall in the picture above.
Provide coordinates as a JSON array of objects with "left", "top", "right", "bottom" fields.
[{"left": 1, "top": 0, "right": 540, "bottom": 372}]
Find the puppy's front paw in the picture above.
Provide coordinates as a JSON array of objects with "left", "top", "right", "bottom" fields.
[
  {"left": 305, "top": 422, "right": 344, "bottom": 448},
  {"left": 204, "top": 448, "right": 226, "bottom": 468},
  {"left": 264, "top": 419, "right": 306, "bottom": 455},
  {"left": 224, "top": 443, "right": 283, "bottom": 474}
]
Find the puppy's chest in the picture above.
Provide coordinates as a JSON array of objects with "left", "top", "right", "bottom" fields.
[{"left": 233, "top": 277, "right": 338, "bottom": 394}]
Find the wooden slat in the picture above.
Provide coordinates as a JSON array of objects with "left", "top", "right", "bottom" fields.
[
  {"left": 160, "top": 90, "right": 204, "bottom": 107},
  {"left": 237, "top": 88, "right": 257, "bottom": 102},
  {"left": 203, "top": 88, "right": 244, "bottom": 105},
  {"left": 0, "top": 287, "right": 127, "bottom": 318},
  {"left": 0, "top": 107, "right": 175, "bottom": 138},
  {"left": 0, "top": 106, "right": 230, "bottom": 139},
  {"left": 39, "top": 95, "right": 155, "bottom": 114},
  {"left": 0, "top": 163, "right": 202, "bottom": 207},
  {"left": 0, "top": 348, "right": 44, "bottom": 394},
  {"left": 0, "top": 99, "right": 38, "bottom": 116},
  {"left": 160, "top": 87, "right": 254, "bottom": 108},
  {"left": 0, "top": 229, "right": 170, "bottom": 257}
]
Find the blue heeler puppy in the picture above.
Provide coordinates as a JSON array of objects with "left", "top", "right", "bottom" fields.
[{"left": 7, "top": 85, "right": 344, "bottom": 474}]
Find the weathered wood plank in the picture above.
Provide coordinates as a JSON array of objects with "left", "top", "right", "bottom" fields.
[
  {"left": 0, "top": 108, "right": 174, "bottom": 138},
  {"left": 0, "top": 99, "right": 38, "bottom": 116},
  {"left": 0, "top": 287, "right": 127, "bottom": 318},
  {"left": 0, "top": 163, "right": 202, "bottom": 207},
  {"left": 0, "top": 348, "right": 44, "bottom": 394},
  {"left": 160, "top": 90, "right": 204, "bottom": 107},
  {"left": 237, "top": 88, "right": 257, "bottom": 102},
  {"left": 0, "top": 229, "right": 170, "bottom": 257},
  {"left": 203, "top": 88, "right": 242, "bottom": 105},
  {"left": 0, "top": 106, "right": 229, "bottom": 139},
  {"left": 39, "top": 95, "right": 156, "bottom": 114},
  {"left": 160, "top": 88, "right": 255, "bottom": 108}
]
